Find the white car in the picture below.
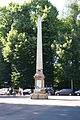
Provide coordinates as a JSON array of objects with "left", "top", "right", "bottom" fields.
[
  {"left": 23, "top": 89, "right": 32, "bottom": 95},
  {"left": 0, "top": 88, "right": 8, "bottom": 95},
  {"left": 75, "top": 90, "right": 80, "bottom": 96}
]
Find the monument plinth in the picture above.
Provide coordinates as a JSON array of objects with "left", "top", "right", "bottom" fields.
[{"left": 30, "top": 15, "right": 48, "bottom": 99}]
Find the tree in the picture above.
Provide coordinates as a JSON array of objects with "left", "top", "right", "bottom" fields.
[
  {"left": 0, "top": 47, "right": 11, "bottom": 87},
  {"left": 53, "top": 1, "right": 80, "bottom": 90},
  {"left": 67, "top": 2, "right": 80, "bottom": 90},
  {"left": 0, "top": 0, "right": 58, "bottom": 88}
]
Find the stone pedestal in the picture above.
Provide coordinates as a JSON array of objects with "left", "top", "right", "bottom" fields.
[
  {"left": 30, "top": 92, "right": 48, "bottom": 99},
  {"left": 30, "top": 70, "right": 48, "bottom": 99},
  {"left": 30, "top": 87, "right": 48, "bottom": 99},
  {"left": 34, "top": 70, "right": 44, "bottom": 89}
]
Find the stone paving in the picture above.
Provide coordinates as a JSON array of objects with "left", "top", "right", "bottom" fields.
[{"left": 0, "top": 96, "right": 80, "bottom": 120}]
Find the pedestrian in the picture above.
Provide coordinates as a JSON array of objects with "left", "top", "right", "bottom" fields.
[
  {"left": 18, "top": 87, "right": 23, "bottom": 96},
  {"left": 9, "top": 86, "right": 13, "bottom": 95}
]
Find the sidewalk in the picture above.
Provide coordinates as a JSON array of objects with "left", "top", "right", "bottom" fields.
[{"left": 0, "top": 96, "right": 80, "bottom": 106}]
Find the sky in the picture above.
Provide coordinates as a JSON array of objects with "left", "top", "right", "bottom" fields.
[{"left": 0, "top": 0, "right": 67, "bottom": 17}]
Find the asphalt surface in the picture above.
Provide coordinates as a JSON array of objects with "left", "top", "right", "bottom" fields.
[{"left": 0, "top": 96, "right": 80, "bottom": 120}]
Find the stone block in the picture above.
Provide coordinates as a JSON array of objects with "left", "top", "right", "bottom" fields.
[{"left": 30, "top": 93, "right": 48, "bottom": 99}]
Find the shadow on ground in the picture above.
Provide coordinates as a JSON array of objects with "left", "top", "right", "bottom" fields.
[
  {"left": 0, "top": 95, "right": 29, "bottom": 98},
  {"left": 0, "top": 102, "right": 80, "bottom": 120}
]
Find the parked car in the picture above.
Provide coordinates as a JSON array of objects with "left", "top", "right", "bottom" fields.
[
  {"left": 0, "top": 88, "right": 8, "bottom": 95},
  {"left": 55, "top": 89, "right": 73, "bottom": 96},
  {"left": 75, "top": 90, "right": 80, "bottom": 96},
  {"left": 23, "top": 89, "right": 33, "bottom": 95},
  {"left": 44, "top": 87, "right": 55, "bottom": 95}
]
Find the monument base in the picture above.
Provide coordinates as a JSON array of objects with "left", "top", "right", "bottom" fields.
[
  {"left": 30, "top": 93, "right": 48, "bottom": 99},
  {"left": 30, "top": 90, "right": 48, "bottom": 99}
]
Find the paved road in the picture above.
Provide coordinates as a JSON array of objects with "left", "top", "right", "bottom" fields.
[{"left": 0, "top": 96, "right": 80, "bottom": 120}]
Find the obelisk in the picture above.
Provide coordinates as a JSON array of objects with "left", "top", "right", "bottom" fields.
[
  {"left": 35, "top": 15, "right": 44, "bottom": 90},
  {"left": 30, "top": 15, "right": 48, "bottom": 99}
]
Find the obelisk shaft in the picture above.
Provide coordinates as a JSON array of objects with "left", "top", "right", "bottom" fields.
[
  {"left": 36, "top": 15, "right": 43, "bottom": 72},
  {"left": 30, "top": 15, "right": 48, "bottom": 99}
]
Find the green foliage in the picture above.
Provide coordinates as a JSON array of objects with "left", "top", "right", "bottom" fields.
[
  {"left": 0, "top": 48, "right": 11, "bottom": 88},
  {"left": 0, "top": 0, "right": 58, "bottom": 88},
  {"left": 0, "top": 0, "right": 80, "bottom": 91},
  {"left": 53, "top": 1, "right": 80, "bottom": 90}
]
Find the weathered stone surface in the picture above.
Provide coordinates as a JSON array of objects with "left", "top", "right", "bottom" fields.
[{"left": 30, "top": 93, "right": 48, "bottom": 99}]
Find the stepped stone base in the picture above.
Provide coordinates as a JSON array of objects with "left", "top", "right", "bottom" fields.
[{"left": 30, "top": 92, "right": 48, "bottom": 99}]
